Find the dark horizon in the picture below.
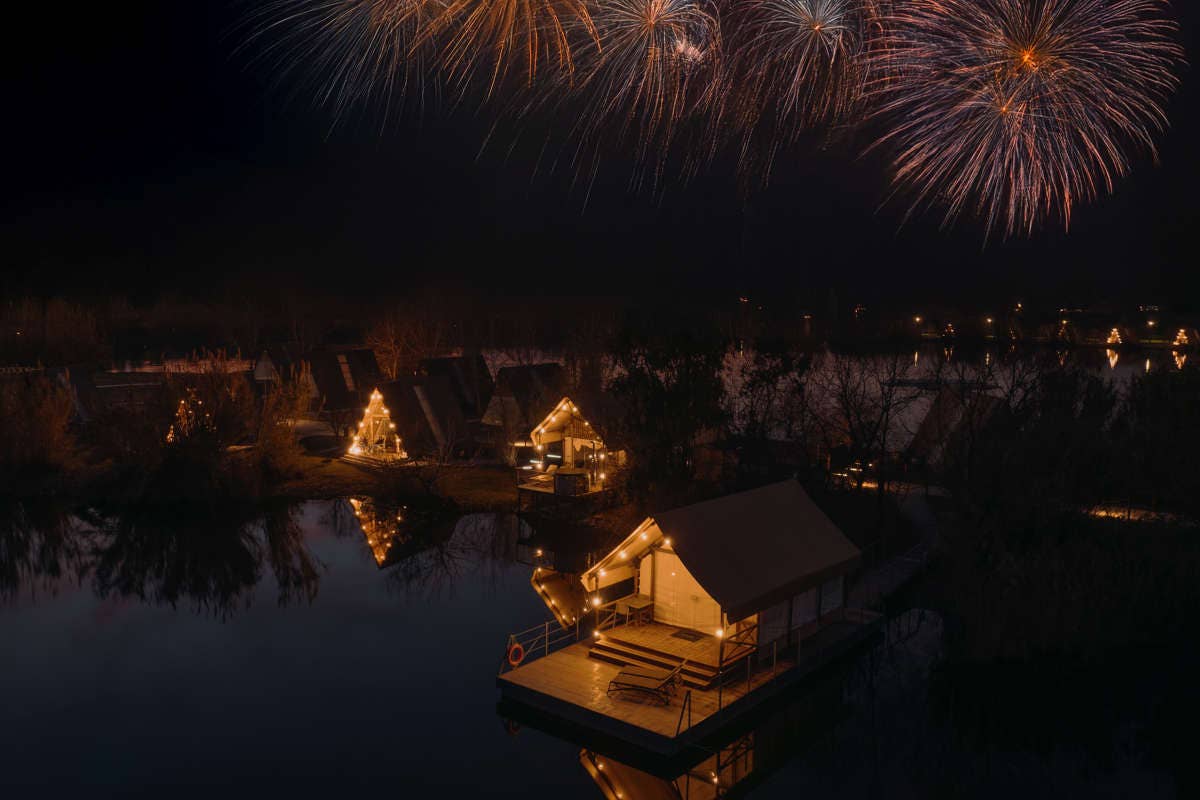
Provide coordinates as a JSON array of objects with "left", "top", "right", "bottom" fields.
[{"left": 2, "top": 1, "right": 1197, "bottom": 309}]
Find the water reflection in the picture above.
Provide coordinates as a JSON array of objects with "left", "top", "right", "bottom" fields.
[
  {"left": 340, "top": 500, "right": 604, "bottom": 600},
  {"left": 1, "top": 502, "right": 322, "bottom": 617},
  {"left": 3, "top": 499, "right": 601, "bottom": 618},
  {"left": 88, "top": 504, "right": 322, "bottom": 618},
  {"left": 0, "top": 500, "right": 86, "bottom": 600}
]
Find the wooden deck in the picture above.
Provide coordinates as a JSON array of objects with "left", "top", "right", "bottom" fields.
[
  {"left": 497, "top": 614, "right": 882, "bottom": 754},
  {"left": 499, "top": 640, "right": 784, "bottom": 741}
]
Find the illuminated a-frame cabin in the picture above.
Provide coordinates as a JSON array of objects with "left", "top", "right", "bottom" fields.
[{"left": 517, "top": 395, "right": 625, "bottom": 496}]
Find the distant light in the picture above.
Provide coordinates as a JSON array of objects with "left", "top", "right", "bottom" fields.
[{"left": 715, "top": 628, "right": 724, "bottom": 638}]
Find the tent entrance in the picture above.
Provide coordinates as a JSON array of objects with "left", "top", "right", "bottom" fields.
[{"left": 651, "top": 550, "right": 722, "bottom": 634}]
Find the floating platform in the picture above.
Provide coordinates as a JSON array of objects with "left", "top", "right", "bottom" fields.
[{"left": 497, "top": 611, "right": 881, "bottom": 756}]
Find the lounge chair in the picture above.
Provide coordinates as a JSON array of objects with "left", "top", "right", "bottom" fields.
[{"left": 606, "top": 661, "right": 686, "bottom": 705}]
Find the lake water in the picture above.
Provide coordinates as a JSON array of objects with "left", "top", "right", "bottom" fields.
[{"left": 1, "top": 501, "right": 1188, "bottom": 798}]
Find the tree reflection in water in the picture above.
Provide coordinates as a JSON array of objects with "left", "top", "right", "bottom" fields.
[
  {"left": 88, "top": 504, "right": 323, "bottom": 618},
  {"left": 0, "top": 500, "right": 88, "bottom": 600},
  {"left": 1, "top": 501, "right": 323, "bottom": 617}
]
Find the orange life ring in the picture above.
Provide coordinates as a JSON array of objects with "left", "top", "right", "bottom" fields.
[{"left": 507, "top": 642, "right": 525, "bottom": 667}]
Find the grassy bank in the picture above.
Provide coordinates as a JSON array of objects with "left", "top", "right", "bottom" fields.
[{"left": 274, "top": 457, "right": 520, "bottom": 510}]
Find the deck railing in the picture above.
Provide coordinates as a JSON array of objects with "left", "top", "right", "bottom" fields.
[
  {"left": 674, "top": 689, "right": 693, "bottom": 736},
  {"left": 498, "top": 618, "right": 586, "bottom": 675},
  {"left": 497, "top": 595, "right": 643, "bottom": 676},
  {"left": 720, "top": 621, "right": 759, "bottom": 669}
]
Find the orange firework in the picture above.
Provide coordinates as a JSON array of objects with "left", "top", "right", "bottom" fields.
[
  {"left": 242, "top": 0, "right": 450, "bottom": 119},
  {"left": 429, "top": 0, "right": 596, "bottom": 88},
  {"left": 868, "top": 0, "right": 1184, "bottom": 238},
  {"left": 546, "top": 0, "right": 724, "bottom": 185}
]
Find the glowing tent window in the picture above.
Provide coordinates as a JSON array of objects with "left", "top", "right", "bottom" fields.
[{"left": 349, "top": 389, "right": 406, "bottom": 458}]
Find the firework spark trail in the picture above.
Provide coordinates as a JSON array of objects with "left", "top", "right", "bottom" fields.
[
  {"left": 242, "top": 0, "right": 451, "bottom": 120},
  {"left": 426, "top": 0, "right": 596, "bottom": 90},
  {"left": 575, "top": 0, "right": 722, "bottom": 139},
  {"left": 867, "top": 0, "right": 1183, "bottom": 238},
  {"left": 529, "top": 0, "right": 725, "bottom": 190}
]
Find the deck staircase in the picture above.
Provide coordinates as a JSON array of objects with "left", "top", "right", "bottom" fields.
[{"left": 588, "top": 635, "right": 732, "bottom": 690}]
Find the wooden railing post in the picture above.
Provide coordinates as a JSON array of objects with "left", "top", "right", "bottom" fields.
[{"left": 544, "top": 620, "right": 550, "bottom": 657}]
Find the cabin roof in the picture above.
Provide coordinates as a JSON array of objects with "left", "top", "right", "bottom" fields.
[
  {"left": 493, "top": 363, "right": 566, "bottom": 419},
  {"left": 380, "top": 375, "right": 469, "bottom": 455},
  {"left": 419, "top": 354, "right": 493, "bottom": 419},
  {"left": 308, "top": 347, "right": 380, "bottom": 409},
  {"left": 654, "top": 481, "right": 861, "bottom": 621},
  {"left": 908, "top": 386, "right": 1006, "bottom": 466}
]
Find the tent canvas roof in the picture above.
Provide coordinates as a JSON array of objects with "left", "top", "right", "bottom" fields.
[{"left": 653, "top": 481, "right": 861, "bottom": 621}]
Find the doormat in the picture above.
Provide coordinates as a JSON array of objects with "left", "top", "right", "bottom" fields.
[{"left": 671, "top": 629, "right": 707, "bottom": 643}]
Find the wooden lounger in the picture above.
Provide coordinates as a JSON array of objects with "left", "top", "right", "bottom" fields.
[{"left": 606, "top": 661, "right": 686, "bottom": 705}]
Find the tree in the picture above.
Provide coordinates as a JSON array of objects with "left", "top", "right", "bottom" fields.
[{"left": 608, "top": 315, "right": 727, "bottom": 493}]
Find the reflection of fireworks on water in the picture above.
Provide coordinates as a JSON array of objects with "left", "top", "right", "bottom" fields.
[{"left": 867, "top": 0, "right": 1183, "bottom": 238}]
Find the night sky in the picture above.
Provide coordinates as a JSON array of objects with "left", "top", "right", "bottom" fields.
[{"left": 3, "top": 1, "right": 1197, "bottom": 308}]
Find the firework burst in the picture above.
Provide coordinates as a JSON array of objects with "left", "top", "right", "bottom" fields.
[
  {"left": 731, "top": 0, "right": 872, "bottom": 130},
  {"left": 868, "top": 0, "right": 1183, "bottom": 238},
  {"left": 552, "top": 0, "right": 723, "bottom": 179}
]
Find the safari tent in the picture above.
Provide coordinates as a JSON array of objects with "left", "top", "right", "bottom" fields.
[{"left": 577, "top": 481, "right": 861, "bottom": 650}]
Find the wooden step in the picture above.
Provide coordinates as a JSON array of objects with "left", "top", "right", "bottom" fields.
[
  {"left": 587, "top": 639, "right": 731, "bottom": 689},
  {"left": 588, "top": 647, "right": 715, "bottom": 690},
  {"left": 600, "top": 628, "right": 755, "bottom": 666},
  {"left": 590, "top": 638, "right": 720, "bottom": 677}
]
